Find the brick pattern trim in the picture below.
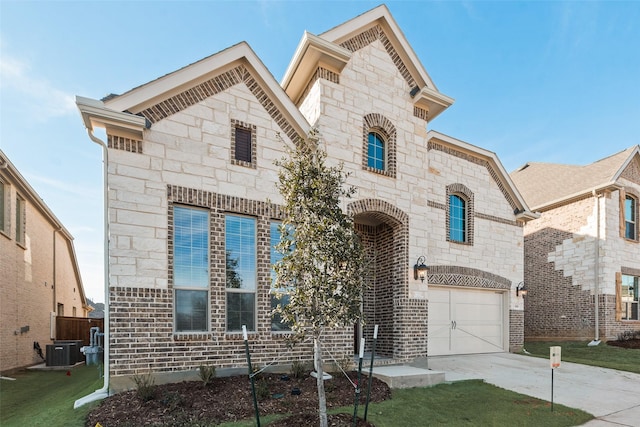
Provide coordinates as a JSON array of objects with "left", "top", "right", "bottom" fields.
[
  {"left": 427, "top": 265, "right": 512, "bottom": 290},
  {"left": 362, "top": 113, "right": 397, "bottom": 178},
  {"left": 428, "top": 141, "right": 519, "bottom": 211},
  {"left": 620, "top": 155, "right": 640, "bottom": 183},
  {"left": 138, "top": 65, "right": 302, "bottom": 143},
  {"left": 413, "top": 106, "right": 429, "bottom": 121},
  {"left": 427, "top": 200, "right": 445, "bottom": 210},
  {"left": 430, "top": 199, "right": 520, "bottom": 227},
  {"left": 446, "top": 183, "right": 474, "bottom": 246},
  {"left": 107, "top": 134, "right": 143, "bottom": 153},
  {"left": 230, "top": 119, "right": 257, "bottom": 169}
]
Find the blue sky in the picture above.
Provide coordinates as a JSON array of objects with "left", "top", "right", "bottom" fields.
[{"left": 1, "top": 1, "right": 639, "bottom": 302}]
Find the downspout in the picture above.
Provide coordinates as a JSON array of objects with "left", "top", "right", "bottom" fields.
[
  {"left": 74, "top": 129, "right": 111, "bottom": 408},
  {"left": 589, "top": 190, "right": 602, "bottom": 346}
]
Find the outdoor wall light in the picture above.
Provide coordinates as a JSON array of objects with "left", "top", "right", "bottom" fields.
[
  {"left": 414, "top": 256, "right": 428, "bottom": 282},
  {"left": 516, "top": 281, "right": 528, "bottom": 297}
]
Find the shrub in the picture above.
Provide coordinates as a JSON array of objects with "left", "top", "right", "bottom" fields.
[
  {"left": 617, "top": 330, "right": 640, "bottom": 341},
  {"left": 198, "top": 364, "right": 216, "bottom": 386},
  {"left": 290, "top": 360, "right": 309, "bottom": 379},
  {"left": 160, "top": 390, "right": 184, "bottom": 410},
  {"left": 255, "top": 377, "right": 270, "bottom": 400},
  {"left": 132, "top": 372, "right": 156, "bottom": 401}
]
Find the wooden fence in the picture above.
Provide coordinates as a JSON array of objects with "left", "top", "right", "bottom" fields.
[{"left": 56, "top": 316, "right": 104, "bottom": 346}]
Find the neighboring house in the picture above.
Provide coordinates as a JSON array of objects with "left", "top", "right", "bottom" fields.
[
  {"left": 75, "top": 5, "right": 535, "bottom": 390},
  {"left": 511, "top": 146, "right": 640, "bottom": 341},
  {"left": 0, "top": 150, "right": 91, "bottom": 373}
]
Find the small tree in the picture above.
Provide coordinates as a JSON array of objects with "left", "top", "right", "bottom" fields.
[{"left": 273, "top": 133, "right": 366, "bottom": 427}]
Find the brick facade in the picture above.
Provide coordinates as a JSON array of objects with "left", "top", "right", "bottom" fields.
[
  {"left": 522, "top": 156, "right": 640, "bottom": 341},
  {"left": 1, "top": 152, "right": 89, "bottom": 373}
]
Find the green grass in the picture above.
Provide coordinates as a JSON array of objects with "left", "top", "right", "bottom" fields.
[
  {"left": 0, "top": 360, "right": 596, "bottom": 427},
  {"left": 524, "top": 340, "right": 640, "bottom": 374},
  {"left": 0, "top": 364, "right": 103, "bottom": 427},
  {"left": 221, "top": 380, "right": 592, "bottom": 427}
]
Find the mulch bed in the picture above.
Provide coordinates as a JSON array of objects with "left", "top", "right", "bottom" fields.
[
  {"left": 606, "top": 338, "right": 640, "bottom": 349},
  {"left": 86, "top": 371, "right": 390, "bottom": 426}
]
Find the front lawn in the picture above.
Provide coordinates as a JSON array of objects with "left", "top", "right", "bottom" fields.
[
  {"left": 1, "top": 364, "right": 594, "bottom": 427},
  {"left": 524, "top": 340, "right": 640, "bottom": 374},
  {"left": 220, "top": 380, "right": 592, "bottom": 426},
  {"left": 0, "top": 364, "right": 102, "bottom": 427}
]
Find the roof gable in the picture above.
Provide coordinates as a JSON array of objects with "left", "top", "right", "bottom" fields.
[
  {"left": 511, "top": 146, "right": 640, "bottom": 210},
  {"left": 426, "top": 131, "right": 537, "bottom": 222},
  {"left": 282, "top": 5, "right": 453, "bottom": 121},
  {"left": 102, "top": 43, "right": 309, "bottom": 143}
]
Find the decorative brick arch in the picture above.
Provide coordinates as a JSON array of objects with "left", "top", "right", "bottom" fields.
[
  {"left": 427, "top": 265, "right": 512, "bottom": 290},
  {"left": 446, "top": 183, "right": 474, "bottom": 245},
  {"left": 348, "top": 199, "right": 413, "bottom": 359},
  {"left": 362, "top": 113, "right": 397, "bottom": 178}
]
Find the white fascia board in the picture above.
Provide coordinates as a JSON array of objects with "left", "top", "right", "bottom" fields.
[
  {"left": 102, "top": 43, "right": 309, "bottom": 138},
  {"left": 76, "top": 96, "right": 147, "bottom": 135},
  {"left": 320, "top": 4, "right": 438, "bottom": 91},
  {"left": 426, "top": 130, "right": 536, "bottom": 218},
  {"left": 103, "top": 43, "right": 255, "bottom": 113}
]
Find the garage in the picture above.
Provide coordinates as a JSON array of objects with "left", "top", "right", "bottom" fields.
[{"left": 428, "top": 286, "right": 506, "bottom": 356}]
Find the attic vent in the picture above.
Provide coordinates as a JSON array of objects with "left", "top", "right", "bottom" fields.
[{"left": 517, "top": 163, "right": 530, "bottom": 172}]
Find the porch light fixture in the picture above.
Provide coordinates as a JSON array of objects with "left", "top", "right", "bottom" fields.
[
  {"left": 414, "top": 256, "right": 428, "bottom": 282},
  {"left": 516, "top": 282, "right": 528, "bottom": 297}
]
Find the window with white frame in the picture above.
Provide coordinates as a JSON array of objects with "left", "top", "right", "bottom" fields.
[
  {"left": 270, "top": 221, "right": 292, "bottom": 331},
  {"left": 621, "top": 274, "right": 639, "bottom": 320},
  {"left": 225, "top": 215, "right": 256, "bottom": 332},
  {"left": 15, "top": 194, "right": 25, "bottom": 245},
  {"left": 173, "top": 206, "right": 209, "bottom": 332},
  {"left": 624, "top": 195, "right": 637, "bottom": 240}
]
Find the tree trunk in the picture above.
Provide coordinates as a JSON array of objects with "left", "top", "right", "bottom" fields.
[{"left": 314, "top": 337, "right": 328, "bottom": 427}]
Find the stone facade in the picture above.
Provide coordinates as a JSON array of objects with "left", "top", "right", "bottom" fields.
[
  {"left": 77, "top": 6, "right": 533, "bottom": 388},
  {"left": 0, "top": 151, "right": 89, "bottom": 373}
]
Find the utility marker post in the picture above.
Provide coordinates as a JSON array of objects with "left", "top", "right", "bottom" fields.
[
  {"left": 364, "top": 325, "right": 378, "bottom": 421},
  {"left": 353, "top": 337, "right": 365, "bottom": 427},
  {"left": 550, "top": 346, "right": 561, "bottom": 412},
  {"left": 243, "top": 325, "right": 260, "bottom": 427}
]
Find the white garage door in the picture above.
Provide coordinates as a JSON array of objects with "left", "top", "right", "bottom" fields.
[{"left": 428, "top": 287, "right": 506, "bottom": 356}]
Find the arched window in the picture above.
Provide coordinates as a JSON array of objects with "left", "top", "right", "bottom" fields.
[
  {"left": 446, "top": 183, "right": 474, "bottom": 245},
  {"left": 367, "top": 131, "right": 385, "bottom": 171},
  {"left": 449, "top": 194, "right": 466, "bottom": 242},
  {"left": 362, "top": 113, "right": 396, "bottom": 178}
]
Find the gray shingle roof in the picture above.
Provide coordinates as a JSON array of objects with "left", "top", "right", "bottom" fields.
[{"left": 510, "top": 146, "right": 638, "bottom": 210}]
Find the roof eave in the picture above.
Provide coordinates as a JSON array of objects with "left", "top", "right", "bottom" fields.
[
  {"left": 531, "top": 182, "right": 624, "bottom": 212},
  {"left": 76, "top": 96, "right": 147, "bottom": 137},
  {"left": 281, "top": 31, "right": 352, "bottom": 104}
]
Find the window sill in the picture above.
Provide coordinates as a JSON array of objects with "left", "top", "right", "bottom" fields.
[{"left": 173, "top": 332, "right": 212, "bottom": 341}]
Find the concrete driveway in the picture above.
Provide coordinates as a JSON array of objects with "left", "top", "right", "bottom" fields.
[{"left": 427, "top": 352, "right": 640, "bottom": 426}]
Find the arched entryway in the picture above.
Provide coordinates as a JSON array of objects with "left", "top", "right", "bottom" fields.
[{"left": 348, "top": 199, "right": 409, "bottom": 359}]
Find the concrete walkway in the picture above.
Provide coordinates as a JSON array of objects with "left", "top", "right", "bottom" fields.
[{"left": 427, "top": 352, "right": 640, "bottom": 427}]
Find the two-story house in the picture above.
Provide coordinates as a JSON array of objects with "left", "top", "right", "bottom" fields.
[
  {"left": 75, "top": 5, "right": 536, "bottom": 393},
  {"left": 511, "top": 146, "right": 640, "bottom": 341},
  {"left": 0, "top": 150, "right": 90, "bottom": 373}
]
